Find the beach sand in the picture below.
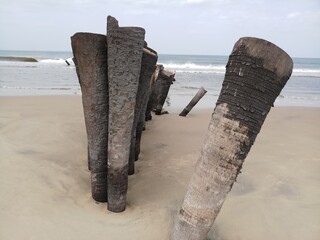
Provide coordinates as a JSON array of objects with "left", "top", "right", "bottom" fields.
[{"left": 0, "top": 96, "right": 319, "bottom": 240}]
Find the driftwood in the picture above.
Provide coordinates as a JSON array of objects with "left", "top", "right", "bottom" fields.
[
  {"left": 129, "top": 46, "right": 158, "bottom": 175},
  {"left": 147, "top": 65, "right": 175, "bottom": 116},
  {"left": 179, "top": 87, "right": 207, "bottom": 116},
  {"left": 107, "top": 16, "right": 145, "bottom": 212},
  {"left": 171, "top": 37, "right": 293, "bottom": 240},
  {"left": 71, "top": 33, "right": 109, "bottom": 202}
]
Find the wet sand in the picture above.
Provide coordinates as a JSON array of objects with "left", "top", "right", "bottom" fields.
[{"left": 0, "top": 96, "right": 319, "bottom": 240}]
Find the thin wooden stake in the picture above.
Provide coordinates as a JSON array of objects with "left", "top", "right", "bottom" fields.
[{"left": 179, "top": 87, "right": 207, "bottom": 116}]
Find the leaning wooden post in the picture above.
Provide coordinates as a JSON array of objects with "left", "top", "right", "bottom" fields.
[
  {"left": 147, "top": 65, "right": 175, "bottom": 115},
  {"left": 135, "top": 65, "right": 159, "bottom": 159},
  {"left": 71, "top": 33, "right": 108, "bottom": 202},
  {"left": 107, "top": 16, "right": 145, "bottom": 212},
  {"left": 145, "top": 65, "right": 161, "bottom": 121},
  {"left": 171, "top": 37, "right": 293, "bottom": 240},
  {"left": 129, "top": 46, "right": 158, "bottom": 175},
  {"left": 179, "top": 87, "right": 207, "bottom": 116}
]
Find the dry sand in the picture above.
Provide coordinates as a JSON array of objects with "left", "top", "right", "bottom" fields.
[{"left": 0, "top": 96, "right": 319, "bottom": 240}]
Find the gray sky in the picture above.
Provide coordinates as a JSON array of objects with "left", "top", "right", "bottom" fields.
[{"left": 1, "top": 0, "right": 319, "bottom": 57}]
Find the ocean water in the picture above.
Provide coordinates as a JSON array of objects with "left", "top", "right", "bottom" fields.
[{"left": 0, "top": 50, "right": 319, "bottom": 108}]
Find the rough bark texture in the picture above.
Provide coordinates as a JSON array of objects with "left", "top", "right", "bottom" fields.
[
  {"left": 145, "top": 65, "right": 161, "bottom": 121},
  {"left": 107, "top": 16, "right": 145, "bottom": 212},
  {"left": 179, "top": 87, "right": 207, "bottom": 116},
  {"left": 71, "top": 33, "right": 108, "bottom": 202},
  {"left": 129, "top": 46, "right": 158, "bottom": 175},
  {"left": 147, "top": 65, "right": 175, "bottom": 115},
  {"left": 171, "top": 37, "right": 293, "bottom": 240}
]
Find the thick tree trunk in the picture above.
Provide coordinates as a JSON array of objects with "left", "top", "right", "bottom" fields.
[
  {"left": 71, "top": 33, "right": 108, "bottom": 202},
  {"left": 145, "top": 65, "right": 161, "bottom": 121},
  {"left": 147, "top": 65, "right": 175, "bottom": 115},
  {"left": 107, "top": 16, "right": 145, "bottom": 212},
  {"left": 179, "top": 87, "right": 207, "bottom": 116},
  {"left": 171, "top": 37, "right": 293, "bottom": 240},
  {"left": 129, "top": 46, "right": 158, "bottom": 175},
  {"left": 134, "top": 112, "right": 145, "bottom": 161}
]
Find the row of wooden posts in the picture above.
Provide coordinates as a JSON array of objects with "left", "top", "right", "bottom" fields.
[
  {"left": 72, "top": 15, "right": 293, "bottom": 240},
  {"left": 71, "top": 16, "right": 175, "bottom": 212}
]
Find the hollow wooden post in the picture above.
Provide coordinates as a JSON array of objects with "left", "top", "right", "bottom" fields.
[
  {"left": 129, "top": 46, "right": 158, "bottom": 175},
  {"left": 179, "top": 87, "right": 207, "bottom": 116},
  {"left": 171, "top": 37, "right": 293, "bottom": 240},
  {"left": 71, "top": 33, "right": 108, "bottom": 202},
  {"left": 107, "top": 16, "right": 145, "bottom": 212}
]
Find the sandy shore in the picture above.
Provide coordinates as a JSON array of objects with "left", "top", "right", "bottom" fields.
[{"left": 0, "top": 96, "right": 319, "bottom": 240}]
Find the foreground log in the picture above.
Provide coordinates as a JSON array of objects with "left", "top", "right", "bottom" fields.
[
  {"left": 71, "top": 33, "right": 108, "bottom": 202},
  {"left": 147, "top": 65, "right": 175, "bottom": 115},
  {"left": 129, "top": 46, "right": 158, "bottom": 175},
  {"left": 171, "top": 37, "right": 293, "bottom": 240},
  {"left": 107, "top": 16, "right": 145, "bottom": 212},
  {"left": 179, "top": 87, "right": 207, "bottom": 116}
]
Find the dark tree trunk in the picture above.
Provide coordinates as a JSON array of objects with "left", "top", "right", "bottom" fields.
[
  {"left": 129, "top": 46, "right": 158, "bottom": 175},
  {"left": 179, "top": 87, "right": 207, "bottom": 116},
  {"left": 87, "top": 145, "right": 91, "bottom": 170},
  {"left": 107, "top": 16, "right": 145, "bottom": 212},
  {"left": 71, "top": 33, "right": 108, "bottom": 202},
  {"left": 171, "top": 37, "right": 293, "bottom": 240},
  {"left": 145, "top": 65, "right": 161, "bottom": 121},
  {"left": 147, "top": 65, "right": 175, "bottom": 115}
]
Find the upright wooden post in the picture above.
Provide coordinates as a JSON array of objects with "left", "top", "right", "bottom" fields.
[
  {"left": 179, "top": 87, "right": 207, "bottom": 116},
  {"left": 107, "top": 16, "right": 145, "bottom": 212},
  {"left": 71, "top": 33, "right": 108, "bottom": 202},
  {"left": 129, "top": 46, "right": 158, "bottom": 175},
  {"left": 171, "top": 37, "right": 293, "bottom": 240}
]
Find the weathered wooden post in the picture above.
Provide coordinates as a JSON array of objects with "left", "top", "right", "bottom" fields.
[
  {"left": 179, "top": 87, "right": 207, "bottom": 116},
  {"left": 71, "top": 33, "right": 108, "bottom": 202},
  {"left": 107, "top": 16, "right": 145, "bottom": 212},
  {"left": 171, "top": 37, "right": 293, "bottom": 240},
  {"left": 129, "top": 46, "right": 158, "bottom": 175},
  {"left": 145, "top": 65, "right": 161, "bottom": 121},
  {"left": 147, "top": 65, "right": 175, "bottom": 115}
]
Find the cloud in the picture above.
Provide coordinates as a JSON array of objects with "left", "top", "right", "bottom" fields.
[
  {"left": 287, "top": 12, "right": 301, "bottom": 19},
  {"left": 115, "top": 0, "right": 211, "bottom": 7},
  {"left": 182, "top": 0, "right": 209, "bottom": 4}
]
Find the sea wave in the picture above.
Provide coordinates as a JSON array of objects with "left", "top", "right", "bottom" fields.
[
  {"left": 0, "top": 56, "right": 74, "bottom": 65},
  {"left": 160, "top": 62, "right": 320, "bottom": 77},
  {"left": 0, "top": 85, "right": 78, "bottom": 91},
  {"left": 292, "top": 68, "right": 320, "bottom": 77},
  {"left": 39, "top": 58, "right": 74, "bottom": 65},
  {"left": 160, "top": 62, "right": 226, "bottom": 73},
  {"left": 0, "top": 56, "right": 38, "bottom": 62},
  {"left": 1, "top": 55, "right": 319, "bottom": 77}
]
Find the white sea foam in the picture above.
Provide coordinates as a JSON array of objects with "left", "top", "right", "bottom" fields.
[
  {"left": 39, "top": 58, "right": 74, "bottom": 65},
  {"left": 159, "top": 62, "right": 226, "bottom": 74},
  {"left": 160, "top": 62, "right": 320, "bottom": 77},
  {"left": 292, "top": 68, "right": 320, "bottom": 77}
]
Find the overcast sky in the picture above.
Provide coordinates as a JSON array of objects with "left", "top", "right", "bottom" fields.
[{"left": 0, "top": 0, "right": 319, "bottom": 57}]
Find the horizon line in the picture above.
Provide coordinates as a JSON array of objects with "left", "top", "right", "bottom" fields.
[{"left": 0, "top": 49, "right": 319, "bottom": 59}]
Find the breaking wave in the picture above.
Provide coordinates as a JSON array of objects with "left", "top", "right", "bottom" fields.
[
  {"left": 160, "top": 62, "right": 320, "bottom": 77},
  {"left": 0, "top": 56, "right": 38, "bottom": 62},
  {"left": 159, "top": 62, "right": 226, "bottom": 74}
]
